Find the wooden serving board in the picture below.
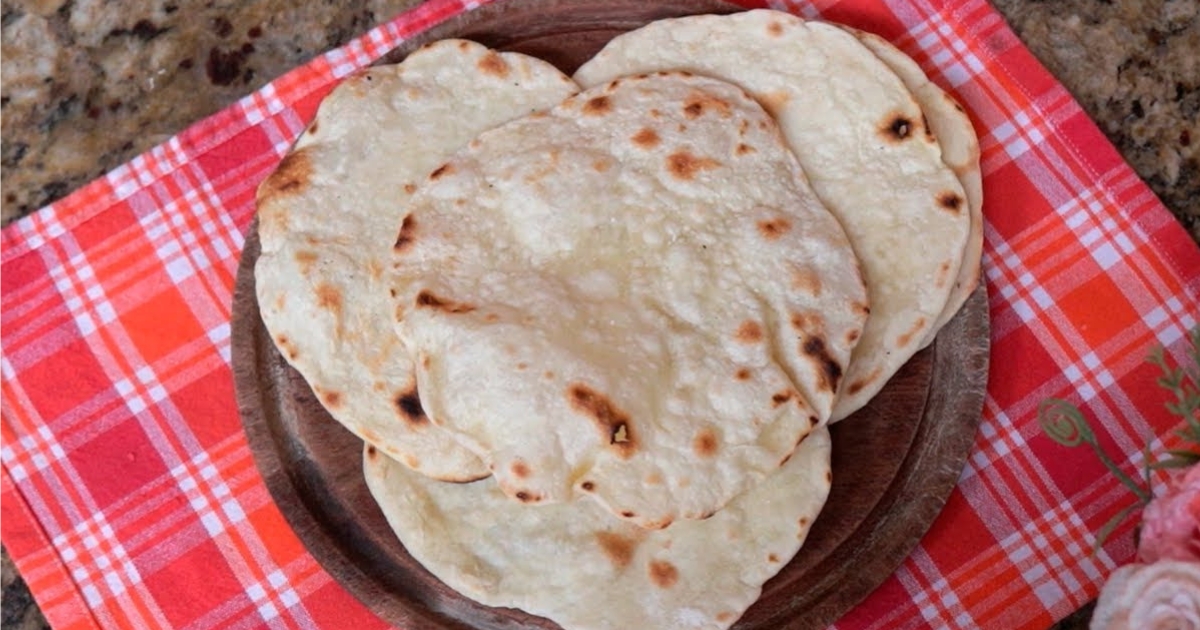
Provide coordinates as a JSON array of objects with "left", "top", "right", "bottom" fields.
[{"left": 233, "top": 2, "right": 990, "bottom": 628}]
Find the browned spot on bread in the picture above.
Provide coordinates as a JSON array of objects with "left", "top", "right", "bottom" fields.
[
  {"left": 799, "top": 516, "right": 809, "bottom": 527},
  {"left": 595, "top": 532, "right": 638, "bottom": 569},
  {"left": 648, "top": 560, "right": 679, "bottom": 588},
  {"left": 511, "top": 461, "right": 530, "bottom": 478},
  {"left": 768, "top": 553, "right": 780, "bottom": 563},
  {"left": 682, "top": 91, "right": 733, "bottom": 119},
  {"left": 717, "top": 612, "right": 735, "bottom": 623},
  {"left": 922, "top": 113, "right": 936, "bottom": 142},
  {"left": 592, "top": 159, "right": 611, "bottom": 173},
  {"left": 772, "top": 390, "right": 795, "bottom": 407},
  {"left": 544, "top": 370, "right": 554, "bottom": 379},
  {"left": 402, "top": 453, "right": 420, "bottom": 469},
  {"left": 457, "top": 41, "right": 469, "bottom": 51},
  {"left": 274, "top": 334, "right": 298, "bottom": 360},
  {"left": 516, "top": 362, "right": 528, "bottom": 370},
  {"left": 854, "top": 302, "right": 871, "bottom": 317},
  {"left": 936, "top": 260, "right": 953, "bottom": 288},
  {"left": 666, "top": 151, "right": 721, "bottom": 180},
  {"left": 896, "top": 316, "right": 928, "bottom": 348},
  {"left": 649, "top": 107, "right": 661, "bottom": 118},
  {"left": 582, "top": 95, "right": 612, "bottom": 116},
  {"left": 738, "top": 118, "right": 750, "bottom": 136},
  {"left": 393, "top": 214, "right": 417, "bottom": 252},
  {"left": 395, "top": 385, "right": 428, "bottom": 426},
  {"left": 677, "top": 123, "right": 688, "bottom": 133},
  {"left": 801, "top": 336, "right": 843, "bottom": 393},
  {"left": 514, "top": 491, "right": 540, "bottom": 503},
  {"left": 735, "top": 320, "right": 763, "bottom": 343},
  {"left": 366, "top": 444, "right": 376, "bottom": 459},
  {"left": 273, "top": 293, "right": 286, "bottom": 311},
  {"left": 757, "top": 217, "right": 792, "bottom": 240},
  {"left": 790, "top": 311, "right": 821, "bottom": 334},
  {"left": 476, "top": 51, "right": 509, "bottom": 78},
  {"left": 645, "top": 472, "right": 663, "bottom": 485},
  {"left": 621, "top": 510, "right": 635, "bottom": 518},
  {"left": 631, "top": 127, "right": 660, "bottom": 148},
  {"left": 580, "top": 480, "right": 595, "bottom": 492},
  {"left": 568, "top": 383, "right": 636, "bottom": 459},
  {"left": 421, "top": 354, "right": 431, "bottom": 369},
  {"left": 260, "top": 148, "right": 313, "bottom": 200},
  {"left": 607, "top": 78, "right": 622, "bottom": 90},
  {"left": 809, "top": 415, "right": 820, "bottom": 427},
  {"left": 307, "top": 119, "right": 319, "bottom": 135},
  {"left": 735, "top": 143, "right": 756, "bottom": 156},
  {"left": 693, "top": 428, "right": 718, "bottom": 457},
  {"left": 415, "top": 290, "right": 475, "bottom": 314},
  {"left": 825, "top": 469, "right": 833, "bottom": 483},
  {"left": 321, "top": 390, "right": 342, "bottom": 409},
  {"left": 760, "top": 91, "right": 791, "bottom": 117},
  {"left": 403, "top": 183, "right": 417, "bottom": 194},
  {"left": 791, "top": 267, "right": 823, "bottom": 295},
  {"left": 767, "top": 20, "right": 784, "bottom": 36},
  {"left": 429, "top": 162, "right": 454, "bottom": 180},
  {"left": 484, "top": 313, "right": 500, "bottom": 323},
  {"left": 735, "top": 368, "right": 751, "bottom": 381},
  {"left": 937, "top": 191, "right": 964, "bottom": 214},
  {"left": 846, "top": 367, "right": 883, "bottom": 396},
  {"left": 643, "top": 517, "right": 673, "bottom": 530},
  {"left": 779, "top": 452, "right": 792, "bottom": 466},
  {"left": 316, "top": 284, "right": 341, "bottom": 312},
  {"left": 881, "top": 113, "right": 914, "bottom": 141},
  {"left": 294, "top": 249, "right": 318, "bottom": 272},
  {"left": 846, "top": 328, "right": 861, "bottom": 344}
]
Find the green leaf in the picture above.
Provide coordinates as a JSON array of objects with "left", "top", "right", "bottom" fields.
[
  {"left": 1037, "top": 399, "right": 1094, "bottom": 447},
  {"left": 1150, "top": 456, "right": 1198, "bottom": 470},
  {"left": 1094, "top": 503, "right": 1141, "bottom": 553}
]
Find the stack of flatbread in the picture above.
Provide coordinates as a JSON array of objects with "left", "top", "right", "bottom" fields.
[{"left": 254, "top": 9, "right": 982, "bottom": 630}]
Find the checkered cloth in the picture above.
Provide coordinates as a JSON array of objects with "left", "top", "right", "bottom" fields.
[{"left": 3, "top": 0, "right": 1198, "bottom": 628}]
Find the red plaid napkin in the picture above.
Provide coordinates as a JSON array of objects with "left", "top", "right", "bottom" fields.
[{"left": 4, "top": 0, "right": 1199, "bottom": 628}]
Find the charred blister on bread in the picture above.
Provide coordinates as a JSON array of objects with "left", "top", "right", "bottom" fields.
[
  {"left": 666, "top": 150, "right": 722, "bottom": 180},
  {"left": 568, "top": 383, "right": 636, "bottom": 459}
]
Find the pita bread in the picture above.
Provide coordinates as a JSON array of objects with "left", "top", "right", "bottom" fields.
[
  {"left": 389, "top": 72, "right": 865, "bottom": 526},
  {"left": 255, "top": 39, "right": 578, "bottom": 480},
  {"left": 846, "top": 28, "right": 984, "bottom": 349},
  {"left": 364, "top": 426, "right": 832, "bottom": 630},
  {"left": 573, "top": 10, "right": 971, "bottom": 421}
]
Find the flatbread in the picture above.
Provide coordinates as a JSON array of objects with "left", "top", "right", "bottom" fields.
[
  {"left": 364, "top": 426, "right": 832, "bottom": 630},
  {"left": 254, "top": 39, "right": 578, "bottom": 481},
  {"left": 573, "top": 10, "right": 971, "bottom": 422},
  {"left": 847, "top": 28, "right": 984, "bottom": 348},
  {"left": 389, "top": 72, "right": 865, "bottom": 527}
]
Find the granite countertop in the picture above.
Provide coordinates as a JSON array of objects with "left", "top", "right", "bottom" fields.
[{"left": 1, "top": 0, "right": 1197, "bottom": 628}]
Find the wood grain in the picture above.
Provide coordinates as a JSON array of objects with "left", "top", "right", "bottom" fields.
[{"left": 233, "top": 2, "right": 990, "bottom": 628}]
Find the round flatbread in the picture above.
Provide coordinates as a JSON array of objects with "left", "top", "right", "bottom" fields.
[
  {"left": 254, "top": 39, "right": 578, "bottom": 481},
  {"left": 364, "top": 426, "right": 832, "bottom": 630},
  {"left": 389, "top": 72, "right": 865, "bottom": 527},
  {"left": 847, "top": 28, "right": 984, "bottom": 349},
  {"left": 574, "top": 10, "right": 971, "bottom": 422}
]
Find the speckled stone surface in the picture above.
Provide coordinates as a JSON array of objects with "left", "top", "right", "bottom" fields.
[{"left": 1, "top": 1, "right": 1197, "bottom": 628}]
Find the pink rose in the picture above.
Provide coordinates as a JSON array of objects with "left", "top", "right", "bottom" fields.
[
  {"left": 1138, "top": 464, "right": 1200, "bottom": 563},
  {"left": 1090, "top": 561, "right": 1200, "bottom": 629}
]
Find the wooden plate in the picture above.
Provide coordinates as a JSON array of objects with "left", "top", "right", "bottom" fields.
[{"left": 233, "top": 2, "right": 990, "bottom": 628}]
